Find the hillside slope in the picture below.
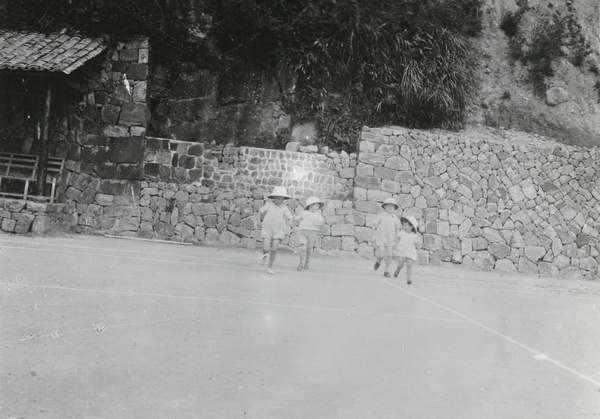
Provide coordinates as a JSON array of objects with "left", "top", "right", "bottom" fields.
[{"left": 469, "top": 0, "right": 600, "bottom": 147}]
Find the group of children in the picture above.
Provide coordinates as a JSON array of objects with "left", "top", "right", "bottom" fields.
[
  {"left": 258, "top": 187, "right": 420, "bottom": 285},
  {"left": 372, "top": 197, "right": 420, "bottom": 284}
]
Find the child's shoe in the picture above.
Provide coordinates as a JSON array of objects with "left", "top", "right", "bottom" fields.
[
  {"left": 374, "top": 260, "right": 381, "bottom": 270},
  {"left": 296, "top": 263, "right": 304, "bottom": 271},
  {"left": 267, "top": 268, "right": 275, "bottom": 275},
  {"left": 393, "top": 268, "right": 401, "bottom": 278},
  {"left": 407, "top": 279, "right": 412, "bottom": 285},
  {"left": 384, "top": 272, "right": 391, "bottom": 278},
  {"left": 303, "top": 262, "right": 309, "bottom": 270}
]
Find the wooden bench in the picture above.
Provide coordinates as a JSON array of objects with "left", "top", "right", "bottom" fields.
[{"left": 0, "top": 152, "right": 65, "bottom": 203}]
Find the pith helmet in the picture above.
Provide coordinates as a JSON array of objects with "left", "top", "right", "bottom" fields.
[
  {"left": 304, "top": 196, "right": 324, "bottom": 210},
  {"left": 400, "top": 215, "right": 419, "bottom": 232},
  {"left": 268, "top": 186, "right": 291, "bottom": 199},
  {"left": 381, "top": 197, "right": 399, "bottom": 209}
]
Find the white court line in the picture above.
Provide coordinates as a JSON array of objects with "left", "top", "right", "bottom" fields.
[
  {"left": 379, "top": 277, "right": 600, "bottom": 388},
  {"left": 0, "top": 282, "right": 467, "bottom": 329},
  {"left": 2, "top": 242, "right": 596, "bottom": 299},
  {"left": 4, "top": 240, "right": 599, "bottom": 386}
]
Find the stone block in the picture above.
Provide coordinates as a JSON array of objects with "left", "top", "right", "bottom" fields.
[
  {"left": 376, "top": 144, "right": 399, "bottom": 156},
  {"left": 4, "top": 200, "right": 25, "bottom": 212},
  {"left": 482, "top": 227, "right": 503, "bottom": 243},
  {"left": 472, "top": 237, "right": 488, "bottom": 250},
  {"left": 538, "top": 262, "right": 559, "bottom": 277},
  {"left": 354, "top": 201, "right": 380, "bottom": 214},
  {"left": 473, "top": 251, "right": 495, "bottom": 271},
  {"left": 188, "top": 144, "right": 205, "bottom": 156},
  {"left": 331, "top": 224, "right": 354, "bottom": 236},
  {"left": 341, "top": 236, "right": 355, "bottom": 251},
  {"left": 110, "top": 137, "right": 144, "bottom": 163},
  {"left": 119, "top": 102, "right": 149, "bottom": 126},
  {"left": 384, "top": 156, "right": 409, "bottom": 171},
  {"left": 322, "top": 236, "right": 342, "bottom": 250},
  {"left": 14, "top": 219, "right": 32, "bottom": 233},
  {"left": 155, "top": 222, "right": 175, "bottom": 237},
  {"left": 489, "top": 243, "right": 510, "bottom": 259},
  {"left": 1, "top": 218, "right": 16, "bottom": 232},
  {"left": 95, "top": 194, "right": 114, "bottom": 206},
  {"left": 117, "top": 164, "right": 143, "bottom": 180},
  {"left": 102, "top": 124, "right": 129, "bottom": 138},
  {"left": 101, "top": 104, "right": 120, "bottom": 124},
  {"left": 524, "top": 246, "right": 546, "bottom": 262},
  {"left": 354, "top": 176, "right": 381, "bottom": 189},
  {"left": 339, "top": 167, "right": 354, "bottom": 178},
  {"left": 354, "top": 226, "right": 372, "bottom": 242},
  {"left": 144, "top": 162, "right": 159, "bottom": 177},
  {"left": 359, "top": 153, "right": 386, "bottom": 167},
  {"left": 286, "top": 142, "right": 300, "bottom": 152},
  {"left": 495, "top": 258, "right": 517, "bottom": 272},
  {"left": 518, "top": 257, "right": 539, "bottom": 274},
  {"left": 559, "top": 266, "right": 584, "bottom": 280},
  {"left": 357, "top": 242, "right": 374, "bottom": 259},
  {"left": 127, "top": 63, "right": 148, "bottom": 80},
  {"left": 367, "top": 190, "right": 391, "bottom": 202},
  {"left": 96, "top": 162, "right": 117, "bottom": 179},
  {"left": 81, "top": 145, "right": 109, "bottom": 163}
]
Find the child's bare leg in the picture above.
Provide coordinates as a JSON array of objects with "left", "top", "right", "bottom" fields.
[
  {"left": 374, "top": 245, "right": 383, "bottom": 270},
  {"left": 260, "top": 238, "right": 271, "bottom": 264},
  {"left": 268, "top": 239, "right": 280, "bottom": 269},
  {"left": 298, "top": 242, "right": 306, "bottom": 270},
  {"left": 383, "top": 246, "right": 393, "bottom": 276},
  {"left": 304, "top": 235, "right": 316, "bottom": 270},
  {"left": 406, "top": 259, "right": 413, "bottom": 284},
  {"left": 394, "top": 257, "right": 405, "bottom": 278}
]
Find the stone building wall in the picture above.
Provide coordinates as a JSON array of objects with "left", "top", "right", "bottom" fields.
[
  {"left": 353, "top": 126, "right": 600, "bottom": 279},
  {"left": 56, "top": 37, "right": 151, "bottom": 233}
]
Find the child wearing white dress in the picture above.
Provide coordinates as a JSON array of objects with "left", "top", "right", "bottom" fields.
[
  {"left": 295, "top": 196, "right": 325, "bottom": 271},
  {"left": 259, "top": 186, "right": 293, "bottom": 275},
  {"left": 373, "top": 197, "right": 402, "bottom": 278},
  {"left": 394, "top": 215, "right": 421, "bottom": 284}
]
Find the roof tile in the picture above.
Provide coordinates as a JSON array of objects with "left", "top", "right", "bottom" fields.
[{"left": 0, "top": 30, "right": 107, "bottom": 74}]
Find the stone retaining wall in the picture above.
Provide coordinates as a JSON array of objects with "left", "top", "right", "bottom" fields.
[
  {"left": 63, "top": 180, "right": 357, "bottom": 253},
  {"left": 5, "top": 122, "right": 599, "bottom": 280},
  {"left": 0, "top": 199, "right": 76, "bottom": 235},
  {"left": 143, "top": 137, "right": 355, "bottom": 199},
  {"left": 353, "top": 126, "right": 600, "bottom": 279}
]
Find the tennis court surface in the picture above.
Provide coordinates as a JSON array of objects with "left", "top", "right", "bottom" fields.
[{"left": 1, "top": 233, "right": 599, "bottom": 418}]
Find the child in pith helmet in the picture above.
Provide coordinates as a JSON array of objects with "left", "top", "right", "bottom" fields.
[
  {"left": 373, "top": 197, "right": 402, "bottom": 277},
  {"left": 258, "top": 186, "right": 293, "bottom": 275},
  {"left": 394, "top": 215, "right": 421, "bottom": 284},
  {"left": 294, "top": 196, "right": 325, "bottom": 271}
]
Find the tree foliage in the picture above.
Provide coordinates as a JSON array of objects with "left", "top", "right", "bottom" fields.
[{"left": 0, "top": 0, "right": 484, "bottom": 151}]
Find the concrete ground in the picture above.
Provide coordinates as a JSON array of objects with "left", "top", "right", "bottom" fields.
[{"left": 0, "top": 233, "right": 599, "bottom": 419}]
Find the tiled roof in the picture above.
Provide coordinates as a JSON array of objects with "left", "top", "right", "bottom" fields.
[{"left": 0, "top": 30, "right": 106, "bottom": 75}]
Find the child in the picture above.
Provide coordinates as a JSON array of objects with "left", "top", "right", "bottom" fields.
[
  {"left": 394, "top": 215, "right": 421, "bottom": 284},
  {"left": 294, "top": 196, "right": 325, "bottom": 271},
  {"left": 258, "top": 186, "right": 293, "bottom": 275},
  {"left": 373, "top": 197, "right": 402, "bottom": 277}
]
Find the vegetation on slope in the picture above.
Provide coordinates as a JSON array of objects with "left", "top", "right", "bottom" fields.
[{"left": 1, "top": 0, "right": 484, "bottom": 151}]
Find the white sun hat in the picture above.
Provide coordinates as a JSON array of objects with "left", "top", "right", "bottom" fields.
[
  {"left": 268, "top": 186, "right": 291, "bottom": 199},
  {"left": 304, "top": 196, "right": 325, "bottom": 210},
  {"left": 400, "top": 215, "right": 419, "bottom": 232},
  {"left": 381, "top": 197, "right": 399, "bottom": 209}
]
